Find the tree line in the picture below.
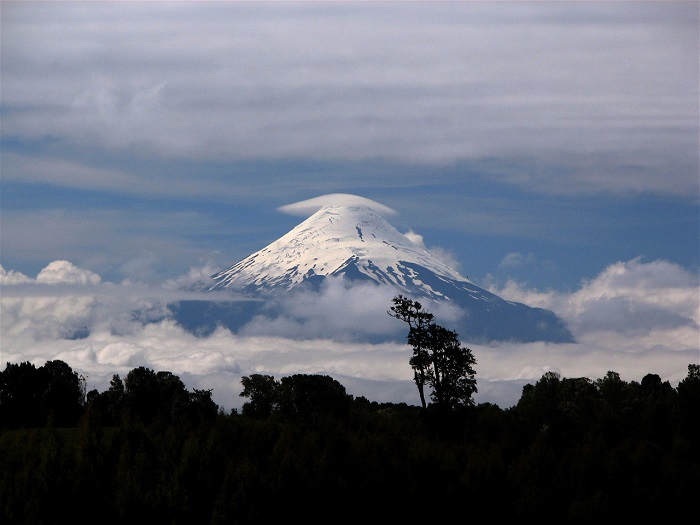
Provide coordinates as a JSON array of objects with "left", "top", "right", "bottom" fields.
[
  {"left": 1, "top": 297, "right": 698, "bottom": 522},
  {"left": 1, "top": 357, "right": 698, "bottom": 523}
]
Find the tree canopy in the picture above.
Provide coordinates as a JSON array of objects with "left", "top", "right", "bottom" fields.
[
  {"left": 389, "top": 295, "right": 477, "bottom": 410},
  {"left": 1, "top": 360, "right": 699, "bottom": 523},
  {"left": 240, "top": 373, "right": 351, "bottom": 424}
]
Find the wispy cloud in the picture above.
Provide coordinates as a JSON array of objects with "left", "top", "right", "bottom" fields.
[
  {"left": 498, "top": 252, "right": 536, "bottom": 270},
  {"left": 403, "top": 230, "right": 462, "bottom": 274}
]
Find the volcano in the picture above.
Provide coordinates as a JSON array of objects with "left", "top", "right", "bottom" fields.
[{"left": 189, "top": 195, "right": 574, "bottom": 343}]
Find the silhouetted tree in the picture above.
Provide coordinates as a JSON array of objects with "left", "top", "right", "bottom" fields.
[
  {"left": 595, "top": 370, "right": 635, "bottom": 442},
  {"left": 240, "top": 373, "right": 279, "bottom": 418},
  {"left": 389, "top": 295, "right": 434, "bottom": 410},
  {"left": 123, "top": 366, "right": 160, "bottom": 423},
  {"left": 637, "top": 372, "right": 676, "bottom": 444},
  {"left": 40, "top": 359, "right": 86, "bottom": 426},
  {"left": 516, "top": 371, "right": 606, "bottom": 444},
  {"left": 277, "top": 374, "right": 351, "bottom": 423},
  {"left": 515, "top": 370, "right": 562, "bottom": 435},
  {"left": 155, "top": 370, "right": 189, "bottom": 421},
  {"left": 240, "top": 373, "right": 351, "bottom": 423},
  {"left": 596, "top": 371, "right": 627, "bottom": 410},
  {"left": 106, "top": 374, "right": 125, "bottom": 420},
  {"left": 86, "top": 374, "right": 126, "bottom": 426},
  {"left": 0, "top": 360, "right": 84, "bottom": 428},
  {"left": 389, "top": 295, "right": 477, "bottom": 410},
  {"left": 555, "top": 376, "right": 600, "bottom": 440},
  {"left": 122, "top": 367, "right": 192, "bottom": 424},
  {"left": 186, "top": 388, "right": 219, "bottom": 425},
  {"left": 423, "top": 322, "right": 478, "bottom": 409},
  {"left": 0, "top": 361, "right": 42, "bottom": 427},
  {"left": 677, "top": 364, "right": 700, "bottom": 441}
]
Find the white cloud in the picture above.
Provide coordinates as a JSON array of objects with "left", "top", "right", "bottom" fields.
[
  {"left": 489, "top": 257, "right": 699, "bottom": 338},
  {"left": 403, "top": 230, "right": 462, "bottom": 274},
  {"left": 238, "top": 277, "right": 401, "bottom": 342},
  {"left": 402, "top": 230, "right": 425, "bottom": 247},
  {"left": 2, "top": 2, "right": 696, "bottom": 196},
  {"left": 36, "top": 260, "right": 102, "bottom": 285},
  {"left": 0, "top": 265, "right": 31, "bottom": 284},
  {"left": 0, "top": 261, "right": 225, "bottom": 344},
  {"left": 164, "top": 262, "right": 220, "bottom": 290},
  {"left": 1, "top": 258, "right": 697, "bottom": 412},
  {"left": 278, "top": 194, "right": 397, "bottom": 217}
]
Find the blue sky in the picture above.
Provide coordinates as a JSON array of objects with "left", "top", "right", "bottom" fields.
[{"left": 1, "top": 1, "right": 698, "bottom": 410}]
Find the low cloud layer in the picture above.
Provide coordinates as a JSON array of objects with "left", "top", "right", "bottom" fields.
[{"left": 2, "top": 258, "right": 697, "bottom": 411}]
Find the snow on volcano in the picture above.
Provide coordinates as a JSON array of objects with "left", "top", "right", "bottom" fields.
[
  {"left": 201, "top": 195, "right": 574, "bottom": 343},
  {"left": 209, "top": 203, "right": 466, "bottom": 297}
]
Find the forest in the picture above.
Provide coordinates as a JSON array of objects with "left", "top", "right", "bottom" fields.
[{"left": 1, "top": 358, "right": 698, "bottom": 524}]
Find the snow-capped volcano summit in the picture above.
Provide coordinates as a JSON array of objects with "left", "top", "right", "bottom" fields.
[
  {"left": 203, "top": 196, "right": 574, "bottom": 343},
  {"left": 209, "top": 203, "right": 466, "bottom": 296}
]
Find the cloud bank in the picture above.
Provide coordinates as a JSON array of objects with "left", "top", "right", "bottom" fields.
[
  {"left": 2, "top": 258, "right": 697, "bottom": 412},
  {"left": 2, "top": 1, "right": 697, "bottom": 197}
]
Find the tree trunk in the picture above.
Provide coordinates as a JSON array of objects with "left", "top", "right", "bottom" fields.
[{"left": 414, "top": 370, "right": 427, "bottom": 410}]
